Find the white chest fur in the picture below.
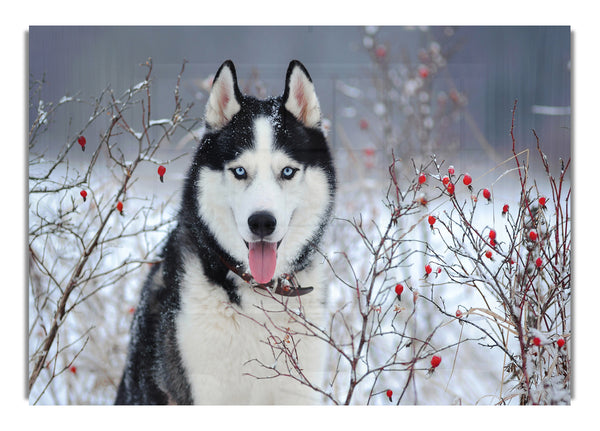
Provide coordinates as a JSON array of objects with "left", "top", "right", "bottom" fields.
[{"left": 175, "top": 254, "right": 327, "bottom": 405}]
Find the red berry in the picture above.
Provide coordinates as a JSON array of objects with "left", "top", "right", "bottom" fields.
[
  {"left": 386, "top": 389, "right": 393, "bottom": 397},
  {"left": 363, "top": 148, "right": 376, "bottom": 157},
  {"left": 533, "top": 337, "right": 541, "bottom": 346},
  {"left": 446, "top": 182, "right": 455, "bottom": 196},
  {"left": 425, "top": 264, "right": 432, "bottom": 275},
  {"left": 449, "top": 89, "right": 460, "bottom": 103},
  {"left": 535, "top": 257, "right": 542, "bottom": 268},
  {"left": 557, "top": 338, "right": 565, "bottom": 348},
  {"left": 483, "top": 188, "right": 491, "bottom": 200},
  {"left": 395, "top": 284, "right": 404, "bottom": 296},
  {"left": 116, "top": 201, "right": 124, "bottom": 214},
  {"left": 462, "top": 174, "right": 472, "bottom": 186},
  {"left": 485, "top": 250, "right": 492, "bottom": 259},
  {"left": 359, "top": 119, "right": 369, "bottom": 130},
  {"left": 77, "top": 136, "right": 86, "bottom": 151},
  {"left": 529, "top": 230, "right": 538, "bottom": 241},
  {"left": 158, "top": 165, "right": 167, "bottom": 182},
  {"left": 69, "top": 365, "right": 77, "bottom": 374},
  {"left": 539, "top": 197, "right": 547, "bottom": 207},
  {"left": 489, "top": 239, "right": 496, "bottom": 247},
  {"left": 489, "top": 229, "right": 496, "bottom": 240},
  {"left": 442, "top": 175, "right": 450, "bottom": 186},
  {"left": 455, "top": 309, "right": 462, "bottom": 318},
  {"left": 448, "top": 166, "right": 455, "bottom": 176},
  {"left": 428, "top": 215, "right": 436, "bottom": 226},
  {"left": 502, "top": 204, "right": 509, "bottom": 214},
  {"left": 418, "top": 66, "right": 429, "bottom": 79},
  {"left": 80, "top": 190, "right": 87, "bottom": 201},
  {"left": 431, "top": 355, "right": 441, "bottom": 368},
  {"left": 418, "top": 173, "right": 427, "bottom": 184},
  {"left": 375, "top": 45, "right": 387, "bottom": 59}
]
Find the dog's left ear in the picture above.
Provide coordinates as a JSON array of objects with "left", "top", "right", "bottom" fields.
[{"left": 283, "top": 60, "right": 321, "bottom": 128}]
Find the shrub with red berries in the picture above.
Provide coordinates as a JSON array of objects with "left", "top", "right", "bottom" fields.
[
  {"left": 29, "top": 59, "right": 195, "bottom": 404},
  {"left": 397, "top": 102, "right": 571, "bottom": 405}
]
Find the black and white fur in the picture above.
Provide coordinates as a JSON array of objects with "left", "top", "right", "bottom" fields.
[{"left": 115, "top": 60, "right": 336, "bottom": 405}]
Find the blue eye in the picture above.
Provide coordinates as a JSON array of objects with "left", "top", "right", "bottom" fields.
[
  {"left": 281, "top": 166, "right": 298, "bottom": 180},
  {"left": 230, "top": 166, "right": 247, "bottom": 179}
]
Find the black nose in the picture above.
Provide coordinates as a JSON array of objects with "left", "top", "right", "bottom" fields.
[{"left": 248, "top": 211, "right": 277, "bottom": 238}]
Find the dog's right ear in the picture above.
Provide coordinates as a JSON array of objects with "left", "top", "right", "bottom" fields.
[
  {"left": 205, "top": 60, "right": 242, "bottom": 129},
  {"left": 283, "top": 60, "right": 321, "bottom": 128}
]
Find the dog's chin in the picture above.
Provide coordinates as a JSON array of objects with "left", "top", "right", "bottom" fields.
[{"left": 244, "top": 239, "right": 283, "bottom": 284}]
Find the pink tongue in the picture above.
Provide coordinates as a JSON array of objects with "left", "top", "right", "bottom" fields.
[{"left": 248, "top": 242, "right": 277, "bottom": 284}]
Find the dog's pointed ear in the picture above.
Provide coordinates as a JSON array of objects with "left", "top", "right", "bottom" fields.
[
  {"left": 205, "top": 60, "right": 242, "bottom": 129},
  {"left": 283, "top": 60, "right": 321, "bottom": 128}
]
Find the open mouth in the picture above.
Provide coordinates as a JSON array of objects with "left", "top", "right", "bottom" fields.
[{"left": 244, "top": 240, "right": 282, "bottom": 284}]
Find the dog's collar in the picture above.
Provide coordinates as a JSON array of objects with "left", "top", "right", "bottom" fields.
[{"left": 218, "top": 254, "right": 313, "bottom": 297}]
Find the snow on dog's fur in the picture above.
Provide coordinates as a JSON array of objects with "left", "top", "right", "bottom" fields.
[{"left": 115, "top": 60, "right": 336, "bottom": 405}]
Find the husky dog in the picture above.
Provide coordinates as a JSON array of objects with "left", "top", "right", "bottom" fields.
[{"left": 115, "top": 60, "right": 336, "bottom": 405}]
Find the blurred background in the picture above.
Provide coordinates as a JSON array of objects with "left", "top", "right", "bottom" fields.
[{"left": 29, "top": 26, "right": 570, "bottom": 161}]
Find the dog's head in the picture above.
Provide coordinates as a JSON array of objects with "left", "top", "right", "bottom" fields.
[{"left": 194, "top": 60, "right": 335, "bottom": 284}]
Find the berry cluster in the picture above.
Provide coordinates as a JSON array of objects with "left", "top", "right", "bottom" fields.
[{"left": 74, "top": 136, "right": 168, "bottom": 217}]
